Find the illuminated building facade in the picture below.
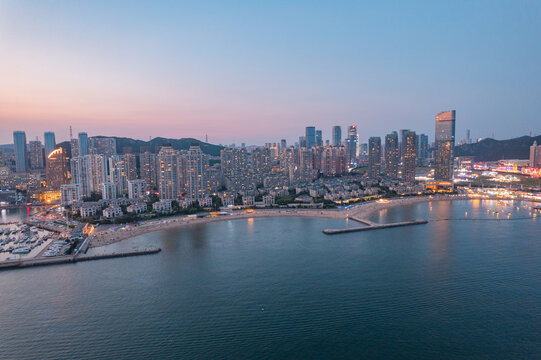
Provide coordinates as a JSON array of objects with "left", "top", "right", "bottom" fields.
[
  {"left": 434, "top": 110, "right": 456, "bottom": 181},
  {"left": 530, "top": 141, "right": 541, "bottom": 168},
  {"left": 384, "top": 132, "right": 399, "bottom": 179},
  {"left": 345, "top": 126, "right": 358, "bottom": 167},
  {"left": 46, "top": 148, "right": 69, "bottom": 190},
  {"left": 29, "top": 140, "right": 44, "bottom": 169},
  {"left": 403, "top": 131, "right": 417, "bottom": 182}
]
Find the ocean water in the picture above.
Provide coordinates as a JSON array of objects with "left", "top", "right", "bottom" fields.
[{"left": 0, "top": 200, "right": 540, "bottom": 359}]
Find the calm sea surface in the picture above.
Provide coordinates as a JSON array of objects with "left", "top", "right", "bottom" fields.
[{"left": 1, "top": 200, "right": 540, "bottom": 359}]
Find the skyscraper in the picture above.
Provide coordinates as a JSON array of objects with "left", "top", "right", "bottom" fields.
[
  {"left": 108, "top": 155, "right": 129, "bottom": 196},
  {"left": 530, "top": 141, "right": 541, "bottom": 168},
  {"left": 29, "top": 140, "right": 44, "bottom": 169},
  {"left": 44, "top": 132, "right": 56, "bottom": 158},
  {"left": 78, "top": 132, "right": 89, "bottom": 156},
  {"left": 140, "top": 151, "right": 157, "bottom": 190},
  {"left": 46, "top": 147, "right": 69, "bottom": 189},
  {"left": 70, "top": 156, "right": 91, "bottom": 197},
  {"left": 13, "top": 131, "right": 27, "bottom": 172},
  {"left": 86, "top": 154, "right": 107, "bottom": 194},
  {"left": 70, "top": 138, "right": 80, "bottom": 157},
  {"left": 305, "top": 127, "right": 316, "bottom": 148},
  {"left": 403, "top": 131, "right": 417, "bottom": 182},
  {"left": 125, "top": 153, "right": 138, "bottom": 180},
  {"left": 345, "top": 126, "right": 358, "bottom": 167},
  {"left": 315, "top": 130, "right": 323, "bottom": 147},
  {"left": 332, "top": 126, "right": 342, "bottom": 147},
  {"left": 157, "top": 146, "right": 178, "bottom": 200},
  {"left": 399, "top": 129, "right": 410, "bottom": 161},
  {"left": 434, "top": 110, "right": 456, "bottom": 181},
  {"left": 368, "top": 137, "right": 381, "bottom": 179},
  {"left": 384, "top": 132, "right": 399, "bottom": 179}
]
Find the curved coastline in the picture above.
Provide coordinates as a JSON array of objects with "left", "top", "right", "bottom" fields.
[{"left": 89, "top": 194, "right": 471, "bottom": 249}]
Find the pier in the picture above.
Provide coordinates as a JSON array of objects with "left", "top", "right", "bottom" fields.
[
  {"left": 323, "top": 219, "right": 428, "bottom": 235},
  {"left": 0, "top": 247, "right": 161, "bottom": 270}
]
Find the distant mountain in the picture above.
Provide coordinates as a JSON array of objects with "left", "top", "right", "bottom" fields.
[
  {"left": 57, "top": 136, "right": 224, "bottom": 157},
  {"left": 455, "top": 135, "right": 541, "bottom": 161}
]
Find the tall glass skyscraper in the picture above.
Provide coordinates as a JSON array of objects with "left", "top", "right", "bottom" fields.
[
  {"left": 345, "top": 125, "right": 358, "bottom": 167},
  {"left": 13, "top": 131, "right": 27, "bottom": 172},
  {"left": 305, "top": 127, "right": 316, "bottom": 148},
  {"left": 434, "top": 110, "right": 456, "bottom": 181},
  {"left": 44, "top": 131, "right": 56, "bottom": 157},
  {"left": 332, "top": 126, "right": 341, "bottom": 147},
  {"left": 79, "top": 132, "right": 89, "bottom": 156}
]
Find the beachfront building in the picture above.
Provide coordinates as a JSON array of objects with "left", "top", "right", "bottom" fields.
[
  {"left": 103, "top": 205, "right": 123, "bottom": 218},
  {"left": 186, "top": 144, "right": 208, "bottom": 201},
  {"left": 60, "top": 184, "right": 81, "bottom": 205},
  {"left": 128, "top": 179, "right": 146, "bottom": 199},
  {"left": 153, "top": 199, "right": 173, "bottom": 213},
  {"left": 384, "top": 132, "right": 399, "bottom": 179},
  {"left": 242, "top": 195, "right": 255, "bottom": 206},
  {"left": 157, "top": 146, "right": 178, "bottom": 200},
  {"left": 80, "top": 203, "right": 99, "bottom": 218},
  {"left": 197, "top": 196, "right": 213, "bottom": 207},
  {"left": 127, "top": 202, "right": 147, "bottom": 214},
  {"left": 263, "top": 195, "right": 275, "bottom": 206},
  {"left": 434, "top": 110, "right": 456, "bottom": 181},
  {"left": 403, "top": 131, "right": 417, "bottom": 183}
]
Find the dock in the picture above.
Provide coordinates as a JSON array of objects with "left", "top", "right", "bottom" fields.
[
  {"left": 323, "top": 219, "right": 428, "bottom": 235},
  {"left": 0, "top": 247, "right": 161, "bottom": 270}
]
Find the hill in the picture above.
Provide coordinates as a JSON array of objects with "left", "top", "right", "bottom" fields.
[{"left": 455, "top": 135, "right": 541, "bottom": 161}]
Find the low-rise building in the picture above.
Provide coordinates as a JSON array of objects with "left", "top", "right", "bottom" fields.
[
  {"left": 262, "top": 195, "right": 275, "bottom": 206},
  {"left": 242, "top": 195, "right": 255, "bottom": 206},
  {"left": 153, "top": 200, "right": 172, "bottom": 213},
  {"left": 80, "top": 203, "right": 99, "bottom": 218},
  {"left": 103, "top": 205, "right": 123, "bottom": 218},
  {"left": 127, "top": 202, "right": 147, "bottom": 214}
]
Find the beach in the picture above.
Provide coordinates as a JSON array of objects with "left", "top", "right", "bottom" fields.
[{"left": 89, "top": 194, "right": 470, "bottom": 248}]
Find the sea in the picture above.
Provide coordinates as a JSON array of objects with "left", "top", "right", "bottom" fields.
[{"left": 0, "top": 200, "right": 540, "bottom": 359}]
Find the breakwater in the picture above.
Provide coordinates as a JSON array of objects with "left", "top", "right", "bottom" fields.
[{"left": 323, "top": 219, "right": 428, "bottom": 235}]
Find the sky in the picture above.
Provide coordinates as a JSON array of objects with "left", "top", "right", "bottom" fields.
[{"left": 1, "top": 0, "right": 540, "bottom": 146}]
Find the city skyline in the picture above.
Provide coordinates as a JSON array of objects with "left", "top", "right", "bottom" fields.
[{"left": 1, "top": 1, "right": 541, "bottom": 144}]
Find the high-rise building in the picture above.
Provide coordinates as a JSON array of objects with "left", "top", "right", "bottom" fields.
[
  {"left": 434, "top": 110, "right": 456, "bottom": 181},
  {"left": 297, "top": 148, "right": 315, "bottom": 183},
  {"left": 13, "top": 131, "right": 27, "bottom": 172},
  {"left": 305, "top": 127, "right": 316, "bottom": 148},
  {"left": 417, "top": 134, "right": 429, "bottom": 159},
  {"left": 345, "top": 126, "right": 358, "bottom": 167},
  {"left": 530, "top": 141, "right": 541, "bottom": 168},
  {"left": 70, "top": 156, "right": 91, "bottom": 198},
  {"left": 252, "top": 147, "right": 272, "bottom": 184},
  {"left": 399, "top": 129, "right": 410, "bottom": 161},
  {"left": 321, "top": 146, "right": 347, "bottom": 176},
  {"left": 332, "top": 126, "right": 342, "bottom": 147},
  {"left": 86, "top": 154, "right": 107, "bottom": 194},
  {"left": 90, "top": 137, "right": 116, "bottom": 156},
  {"left": 299, "top": 136, "right": 307, "bottom": 148},
  {"left": 29, "top": 140, "right": 44, "bottom": 169},
  {"left": 186, "top": 144, "right": 207, "bottom": 200},
  {"left": 78, "top": 132, "right": 89, "bottom": 156},
  {"left": 140, "top": 151, "right": 157, "bottom": 190},
  {"left": 44, "top": 132, "right": 56, "bottom": 158},
  {"left": 108, "top": 155, "right": 129, "bottom": 196},
  {"left": 70, "top": 138, "right": 80, "bottom": 158},
  {"left": 403, "top": 131, "right": 417, "bottom": 182},
  {"left": 368, "top": 137, "right": 381, "bottom": 179},
  {"left": 315, "top": 130, "right": 323, "bottom": 147},
  {"left": 221, "top": 148, "right": 249, "bottom": 191},
  {"left": 128, "top": 179, "right": 146, "bottom": 199},
  {"left": 101, "top": 182, "right": 117, "bottom": 200},
  {"left": 384, "top": 132, "right": 399, "bottom": 179},
  {"left": 125, "top": 153, "right": 138, "bottom": 180},
  {"left": 280, "top": 139, "right": 287, "bottom": 150},
  {"left": 46, "top": 147, "right": 69, "bottom": 189},
  {"left": 157, "top": 146, "right": 178, "bottom": 200}
]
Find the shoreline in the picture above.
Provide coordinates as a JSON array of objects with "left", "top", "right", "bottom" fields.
[{"left": 89, "top": 194, "right": 471, "bottom": 248}]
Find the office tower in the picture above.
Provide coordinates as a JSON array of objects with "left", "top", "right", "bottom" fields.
[
  {"left": 416, "top": 134, "right": 429, "bottom": 159},
  {"left": 128, "top": 179, "right": 146, "bottom": 199},
  {"left": 280, "top": 139, "right": 287, "bottom": 150},
  {"left": 90, "top": 137, "right": 116, "bottom": 156},
  {"left": 321, "top": 146, "right": 347, "bottom": 176},
  {"left": 305, "top": 127, "right": 316, "bottom": 148},
  {"left": 345, "top": 126, "right": 358, "bottom": 167},
  {"left": 403, "top": 131, "right": 417, "bottom": 182},
  {"left": 530, "top": 141, "right": 541, "bottom": 168},
  {"left": 252, "top": 147, "right": 271, "bottom": 184},
  {"left": 108, "top": 155, "right": 129, "bottom": 196},
  {"left": 384, "top": 132, "right": 399, "bottom": 179},
  {"left": 299, "top": 136, "right": 307, "bottom": 148},
  {"left": 86, "top": 154, "right": 107, "bottom": 194},
  {"left": 125, "top": 153, "right": 138, "bottom": 180},
  {"left": 157, "top": 146, "right": 178, "bottom": 200},
  {"left": 434, "top": 110, "right": 456, "bottom": 181},
  {"left": 78, "top": 132, "right": 89, "bottom": 156},
  {"left": 13, "top": 131, "right": 27, "bottom": 172},
  {"left": 332, "top": 126, "right": 342, "bottom": 147},
  {"left": 140, "top": 151, "right": 157, "bottom": 190},
  {"left": 44, "top": 132, "right": 56, "bottom": 158},
  {"left": 186, "top": 144, "right": 207, "bottom": 200},
  {"left": 46, "top": 147, "right": 69, "bottom": 189},
  {"left": 368, "top": 137, "right": 381, "bottom": 179},
  {"left": 29, "top": 140, "right": 44, "bottom": 169},
  {"left": 70, "top": 137, "right": 80, "bottom": 157},
  {"left": 70, "top": 156, "right": 91, "bottom": 197},
  {"left": 315, "top": 130, "right": 323, "bottom": 147},
  {"left": 101, "top": 182, "right": 117, "bottom": 200}
]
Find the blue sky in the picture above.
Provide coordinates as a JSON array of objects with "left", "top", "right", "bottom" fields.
[{"left": 1, "top": 0, "right": 540, "bottom": 145}]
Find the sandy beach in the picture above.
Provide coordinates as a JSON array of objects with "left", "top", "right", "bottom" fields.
[{"left": 89, "top": 194, "right": 471, "bottom": 248}]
